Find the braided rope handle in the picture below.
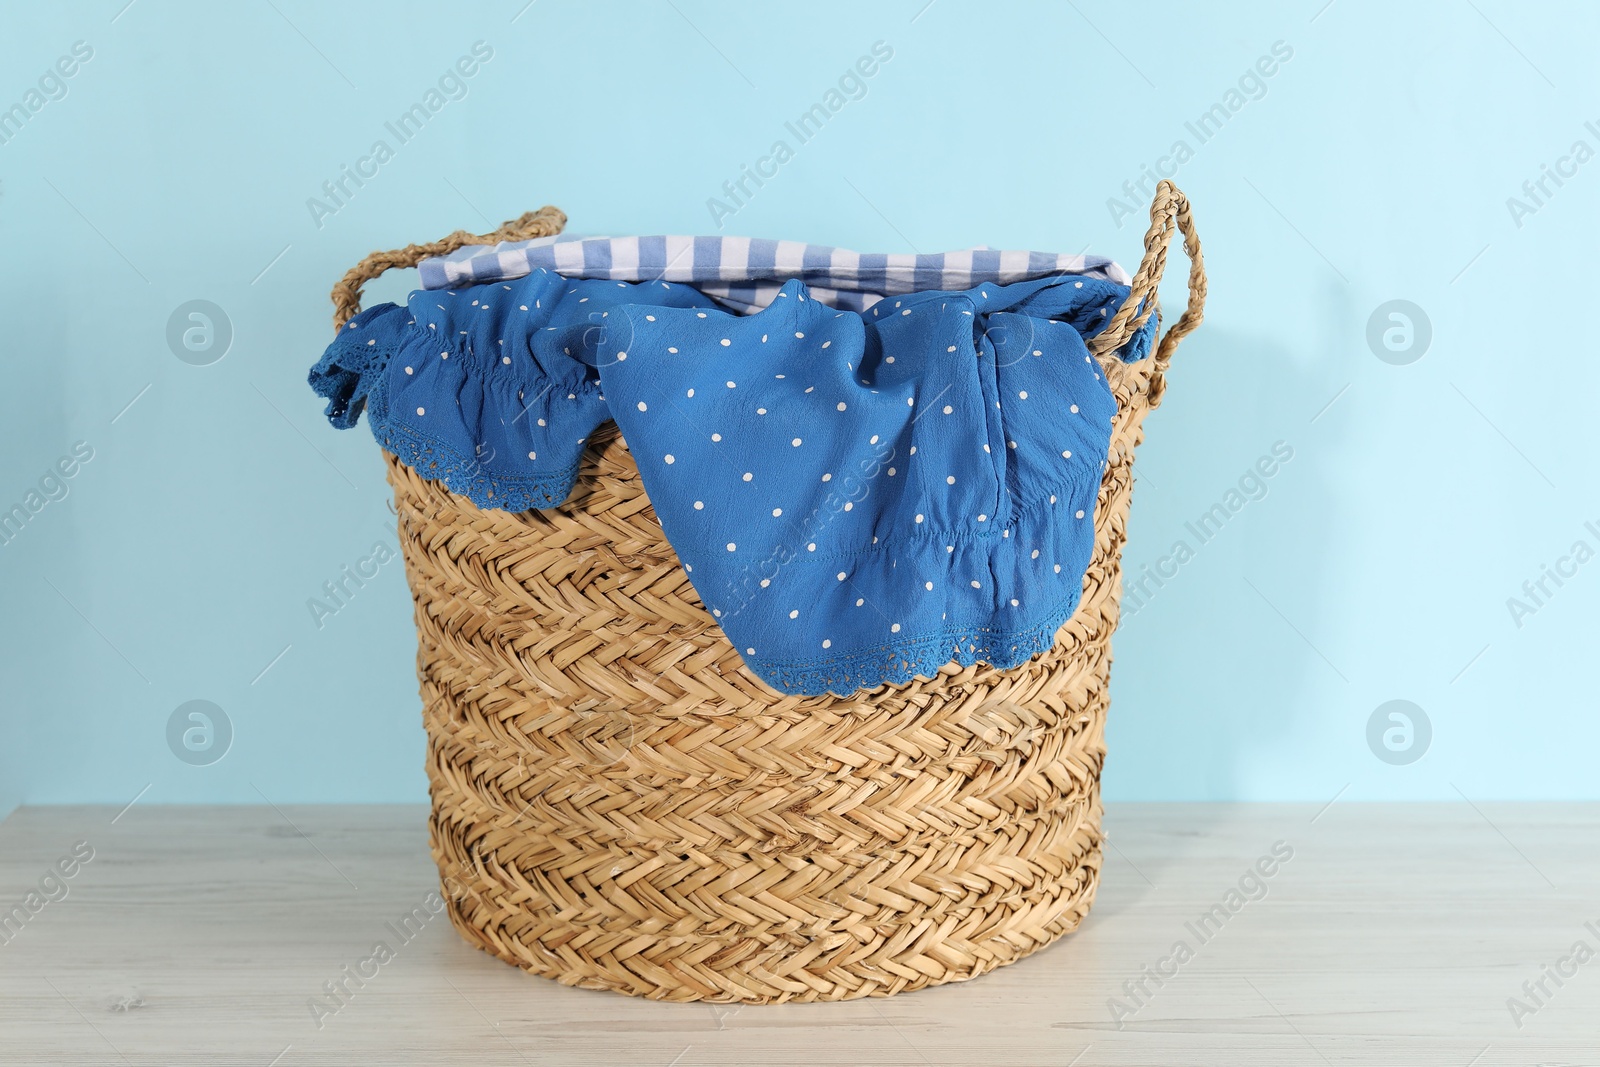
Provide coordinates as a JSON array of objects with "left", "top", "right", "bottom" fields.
[
  {"left": 1085, "top": 180, "right": 1206, "bottom": 406},
  {"left": 329, "top": 206, "right": 568, "bottom": 331}
]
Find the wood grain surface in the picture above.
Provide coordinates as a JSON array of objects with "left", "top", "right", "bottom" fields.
[{"left": 0, "top": 802, "right": 1595, "bottom": 1065}]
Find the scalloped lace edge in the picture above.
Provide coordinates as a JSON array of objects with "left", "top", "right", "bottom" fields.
[{"left": 753, "top": 585, "right": 1087, "bottom": 697}]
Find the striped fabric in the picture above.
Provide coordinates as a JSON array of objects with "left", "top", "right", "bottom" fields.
[{"left": 417, "top": 234, "right": 1131, "bottom": 315}]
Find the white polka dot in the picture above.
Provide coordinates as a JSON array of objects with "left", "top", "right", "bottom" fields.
[
  {"left": 870, "top": 435, "right": 879, "bottom": 445},
  {"left": 687, "top": 388, "right": 694, "bottom": 397},
  {"left": 1050, "top": 495, "right": 1057, "bottom": 504},
  {"left": 983, "top": 444, "right": 991, "bottom": 453},
  {"left": 971, "top": 580, "right": 981, "bottom": 589},
  {"left": 843, "top": 501, "right": 853, "bottom": 511},
  {"left": 694, "top": 500, "right": 704, "bottom": 510},
  {"left": 637, "top": 401, "right": 648, "bottom": 412},
  {"left": 891, "top": 623, "right": 901, "bottom": 633},
  {"left": 946, "top": 476, "right": 955, "bottom": 485},
  {"left": 925, "top": 581, "right": 933, "bottom": 590},
  {"left": 1008, "top": 441, "right": 1016, "bottom": 449},
  {"left": 907, "top": 396, "right": 914, "bottom": 406},
  {"left": 664, "top": 454, "right": 675, "bottom": 464},
  {"left": 1076, "top": 509, "right": 1086, "bottom": 519},
  {"left": 1011, "top": 599, "right": 1019, "bottom": 607},
  {"left": 909, "top": 447, "right": 917, "bottom": 456},
  {"left": 947, "top": 345, "right": 957, "bottom": 352},
  {"left": 887, "top": 467, "right": 896, "bottom": 476},
  {"left": 886, "top": 356, "right": 895, "bottom": 363},
  {"left": 1070, "top": 404, "right": 1080, "bottom": 414},
  {"left": 977, "top": 514, "right": 986, "bottom": 522},
  {"left": 901, "top": 309, "right": 911, "bottom": 316},
  {"left": 1075, "top": 281, "right": 1083, "bottom": 288},
  {"left": 1054, "top": 564, "right": 1062, "bottom": 573},
  {"left": 943, "top": 405, "right": 953, "bottom": 415},
  {"left": 1062, "top": 450, "right": 1072, "bottom": 459},
  {"left": 528, "top": 451, "right": 537, "bottom": 460},
  {"left": 668, "top": 347, "right": 679, "bottom": 354},
  {"left": 821, "top": 473, "right": 832, "bottom": 482},
  {"left": 837, "top": 572, "right": 847, "bottom": 581},
  {"left": 915, "top": 514, "right": 925, "bottom": 524},
  {"left": 538, "top": 419, "right": 546, "bottom": 427},
  {"left": 791, "top": 438, "right": 802, "bottom": 447},
  {"left": 1019, "top": 391, "right": 1029, "bottom": 400},
  {"left": 616, "top": 351, "right": 627, "bottom": 361},
  {"left": 711, "top": 433, "right": 722, "bottom": 442},
  {"left": 822, "top": 638, "right": 832, "bottom": 649},
  {"left": 773, "top": 508, "right": 782, "bottom": 517},
  {"left": 743, "top": 472, "right": 753, "bottom": 481},
  {"left": 795, "top": 331, "right": 805, "bottom": 338},
  {"left": 1032, "top": 549, "right": 1040, "bottom": 559},
  {"left": 807, "top": 543, "right": 816, "bottom": 551},
  {"left": 1033, "top": 349, "right": 1042, "bottom": 356},
  {"left": 501, "top": 355, "right": 511, "bottom": 365},
  {"left": 726, "top": 542, "right": 737, "bottom": 551},
  {"left": 747, "top": 647, "right": 756, "bottom": 655},
  {"left": 726, "top": 381, "right": 737, "bottom": 388},
  {"left": 719, "top": 338, "right": 732, "bottom": 347},
  {"left": 404, "top": 366, "right": 413, "bottom": 375},
  {"left": 416, "top": 407, "right": 426, "bottom": 416},
  {"left": 789, "top": 609, "right": 799, "bottom": 619},
  {"left": 856, "top": 598, "right": 864, "bottom": 606},
  {"left": 712, "top": 609, "right": 721, "bottom": 617},
  {"left": 757, "top": 408, "right": 767, "bottom": 415},
  {"left": 837, "top": 402, "right": 847, "bottom": 411},
  {"left": 761, "top": 579, "right": 771, "bottom": 588},
  {"left": 822, "top": 341, "right": 831, "bottom": 349}
]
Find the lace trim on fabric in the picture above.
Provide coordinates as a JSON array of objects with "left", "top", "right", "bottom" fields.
[
  {"left": 374, "top": 419, "right": 578, "bottom": 513},
  {"left": 759, "top": 585, "right": 1086, "bottom": 697},
  {"left": 309, "top": 340, "right": 577, "bottom": 512},
  {"left": 308, "top": 339, "right": 392, "bottom": 430}
]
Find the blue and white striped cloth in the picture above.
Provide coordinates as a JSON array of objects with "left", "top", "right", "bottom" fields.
[{"left": 418, "top": 234, "right": 1132, "bottom": 316}]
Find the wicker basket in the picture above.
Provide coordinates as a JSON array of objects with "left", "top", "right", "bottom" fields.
[{"left": 329, "top": 183, "right": 1205, "bottom": 1004}]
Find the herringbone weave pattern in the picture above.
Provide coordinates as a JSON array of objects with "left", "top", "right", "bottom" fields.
[{"left": 336, "top": 182, "right": 1203, "bottom": 1002}]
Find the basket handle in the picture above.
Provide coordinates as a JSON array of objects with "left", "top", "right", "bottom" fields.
[
  {"left": 329, "top": 206, "right": 568, "bottom": 331},
  {"left": 1085, "top": 180, "right": 1206, "bottom": 404}
]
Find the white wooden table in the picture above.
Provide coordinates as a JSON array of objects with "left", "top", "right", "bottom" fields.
[{"left": 0, "top": 802, "right": 1595, "bottom": 1065}]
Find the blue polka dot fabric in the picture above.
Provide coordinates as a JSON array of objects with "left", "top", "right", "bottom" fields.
[{"left": 311, "top": 264, "right": 1154, "bottom": 696}]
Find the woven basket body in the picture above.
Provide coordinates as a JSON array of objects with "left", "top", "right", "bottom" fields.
[{"left": 343, "top": 188, "right": 1203, "bottom": 1003}]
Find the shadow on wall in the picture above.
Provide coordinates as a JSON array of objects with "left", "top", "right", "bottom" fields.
[
  {"left": 1102, "top": 295, "right": 1346, "bottom": 803},
  {"left": 0, "top": 278, "right": 84, "bottom": 819}
]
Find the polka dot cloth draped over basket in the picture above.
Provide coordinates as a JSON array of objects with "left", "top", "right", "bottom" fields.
[{"left": 320, "top": 182, "right": 1205, "bottom": 1004}]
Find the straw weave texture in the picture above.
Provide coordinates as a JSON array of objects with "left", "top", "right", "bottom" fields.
[{"left": 337, "top": 183, "right": 1203, "bottom": 1002}]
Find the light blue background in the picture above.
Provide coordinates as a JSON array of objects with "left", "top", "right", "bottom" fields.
[{"left": 2, "top": 0, "right": 1594, "bottom": 813}]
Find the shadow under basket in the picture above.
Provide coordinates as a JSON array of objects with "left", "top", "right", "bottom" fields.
[{"left": 334, "top": 183, "right": 1205, "bottom": 1003}]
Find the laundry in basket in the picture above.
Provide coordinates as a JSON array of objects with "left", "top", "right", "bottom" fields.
[
  {"left": 309, "top": 183, "right": 1204, "bottom": 1003},
  {"left": 314, "top": 236, "right": 1159, "bottom": 695}
]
